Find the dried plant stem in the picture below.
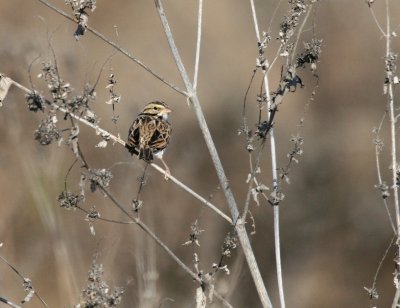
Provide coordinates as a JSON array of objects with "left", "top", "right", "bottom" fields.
[
  {"left": 374, "top": 120, "right": 397, "bottom": 234},
  {"left": 193, "top": 0, "right": 203, "bottom": 90},
  {"left": 6, "top": 76, "right": 232, "bottom": 224},
  {"left": 369, "top": 5, "right": 386, "bottom": 37},
  {"left": 37, "top": 0, "right": 188, "bottom": 97},
  {"left": 250, "top": 0, "right": 285, "bottom": 307},
  {"left": 150, "top": 163, "right": 232, "bottom": 223},
  {"left": 393, "top": 289, "right": 400, "bottom": 308},
  {"left": 5, "top": 75, "right": 234, "bottom": 305},
  {"left": 0, "top": 297, "right": 21, "bottom": 308},
  {"left": 290, "top": 4, "right": 313, "bottom": 64},
  {"left": 154, "top": 1, "right": 272, "bottom": 307},
  {"left": 382, "top": 0, "right": 400, "bottom": 305},
  {"left": 0, "top": 255, "right": 49, "bottom": 307},
  {"left": 385, "top": 0, "right": 400, "bottom": 236},
  {"left": 371, "top": 235, "right": 395, "bottom": 300},
  {"left": 242, "top": 144, "right": 265, "bottom": 220},
  {"left": 98, "top": 186, "right": 233, "bottom": 308}
]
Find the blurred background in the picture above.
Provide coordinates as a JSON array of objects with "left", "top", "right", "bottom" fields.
[{"left": 0, "top": 0, "right": 400, "bottom": 307}]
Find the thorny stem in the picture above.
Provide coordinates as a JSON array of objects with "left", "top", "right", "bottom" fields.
[
  {"left": 6, "top": 76, "right": 232, "bottom": 224},
  {"left": 154, "top": 1, "right": 272, "bottom": 307},
  {"left": 37, "top": 0, "right": 188, "bottom": 97},
  {"left": 193, "top": 0, "right": 203, "bottom": 90},
  {"left": 250, "top": 0, "right": 284, "bottom": 307}
]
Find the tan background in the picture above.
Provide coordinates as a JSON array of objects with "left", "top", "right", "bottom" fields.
[{"left": 0, "top": 0, "right": 399, "bottom": 307}]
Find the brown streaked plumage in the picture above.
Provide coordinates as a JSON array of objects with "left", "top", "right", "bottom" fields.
[{"left": 127, "top": 101, "right": 172, "bottom": 177}]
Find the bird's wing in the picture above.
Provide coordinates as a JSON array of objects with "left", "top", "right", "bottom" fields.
[{"left": 149, "top": 120, "right": 171, "bottom": 152}]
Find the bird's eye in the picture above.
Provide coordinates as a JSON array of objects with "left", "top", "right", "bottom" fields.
[{"left": 153, "top": 106, "right": 158, "bottom": 110}]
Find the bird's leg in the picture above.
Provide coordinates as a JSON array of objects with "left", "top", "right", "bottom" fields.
[{"left": 159, "top": 158, "right": 171, "bottom": 180}]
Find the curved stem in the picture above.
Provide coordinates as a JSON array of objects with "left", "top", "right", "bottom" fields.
[{"left": 250, "top": 0, "right": 285, "bottom": 307}]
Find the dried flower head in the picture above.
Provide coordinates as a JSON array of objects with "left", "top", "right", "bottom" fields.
[
  {"left": 375, "top": 182, "right": 390, "bottom": 199},
  {"left": 296, "top": 39, "right": 323, "bottom": 68},
  {"left": 77, "top": 259, "right": 124, "bottom": 307},
  {"left": 88, "top": 168, "right": 113, "bottom": 192},
  {"left": 221, "top": 231, "right": 238, "bottom": 257},
  {"left": 279, "top": 0, "right": 307, "bottom": 44},
  {"left": 66, "top": 0, "right": 97, "bottom": 40},
  {"left": 58, "top": 191, "right": 83, "bottom": 209},
  {"left": 183, "top": 220, "right": 204, "bottom": 246},
  {"left": 34, "top": 115, "right": 60, "bottom": 145},
  {"left": 26, "top": 91, "right": 45, "bottom": 112},
  {"left": 39, "top": 62, "right": 72, "bottom": 100},
  {"left": 67, "top": 84, "right": 96, "bottom": 113}
]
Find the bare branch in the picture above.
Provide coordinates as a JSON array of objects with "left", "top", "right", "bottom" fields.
[
  {"left": 0, "top": 297, "right": 21, "bottom": 308},
  {"left": 193, "top": 0, "right": 203, "bottom": 90},
  {"left": 37, "top": 0, "right": 188, "bottom": 97},
  {"left": 154, "top": 1, "right": 272, "bottom": 307},
  {"left": 0, "top": 255, "right": 49, "bottom": 307},
  {"left": 97, "top": 186, "right": 233, "bottom": 308},
  {"left": 3, "top": 75, "right": 232, "bottom": 224},
  {"left": 249, "top": 0, "right": 285, "bottom": 306},
  {"left": 290, "top": 5, "right": 313, "bottom": 64}
]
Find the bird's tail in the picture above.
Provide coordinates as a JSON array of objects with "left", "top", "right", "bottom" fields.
[{"left": 139, "top": 147, "right": 153, "bottom": 162}]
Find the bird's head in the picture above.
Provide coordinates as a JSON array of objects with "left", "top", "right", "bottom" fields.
[{"left": 141, "top": 101, "right": 172, "bottom": 120}]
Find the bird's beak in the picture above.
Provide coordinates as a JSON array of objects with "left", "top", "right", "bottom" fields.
[{"left": 165, "top": 107, "right": 172, "bottom": 113}]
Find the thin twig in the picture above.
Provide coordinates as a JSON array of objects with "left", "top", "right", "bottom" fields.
[
  {"left": 374, "top": 115, "right": 397, "bottom": 234},
  {"left": 98, "top": 186, "right": 233, "bottom": 308},
  {"left": 290, "top": 4, "right": 313, "bottom": 64},
  {"left": 369, "top": 6, "right": 386, "bottom": 37},
  {"left": 193, "top": 0, "right": 203, "bottom": 90},
  {"left": 154, "top": 1, "right": 272, "bottom": 307},
  {"left": 242, "top": 143, "right": 266, "bottom": 221},
  {"left": 0, "top": 297, "right": 21, "bottom": 308},
  {"left": 250, "top": 0, "right": 285, "bottom": 307},
  {"left": 37, "top": 0, "right": 188, "bottom": 97},
  {"left": 62, "top": 123, "right": 232, "bottom": 306},
  {"left": 0, "top": 255, "right": 49, "bottom": 307},
  {"left": 267, "top": 0, "right": 284, "bottom": 35},
  {"left": 151, "top": 163, "right": 232, "bottom": 223},
  {"left": 4, "top": 75, "right": 232, "bottom": 224},
  {"left": 76, "top": 206, "right": 134, "bottom": 225},
  {"left": 369, "top": 235, "right": 395, "bottom": 300}
]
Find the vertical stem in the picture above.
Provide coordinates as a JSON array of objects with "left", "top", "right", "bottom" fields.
[
  {"left": 385, "top": 0, "right": 400, "bottom": 305},
  {"left": 193, "top": 0, "right": 203, "bottom": 90},
  {"left": 386, "top": 0, "right": 400, "bottom": 233},
  {"left": 154, "top": 1, "right": 272, "bottom": 307},
  {"left": 250, "top": 0, "right": 285, "bottom": 307}
]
